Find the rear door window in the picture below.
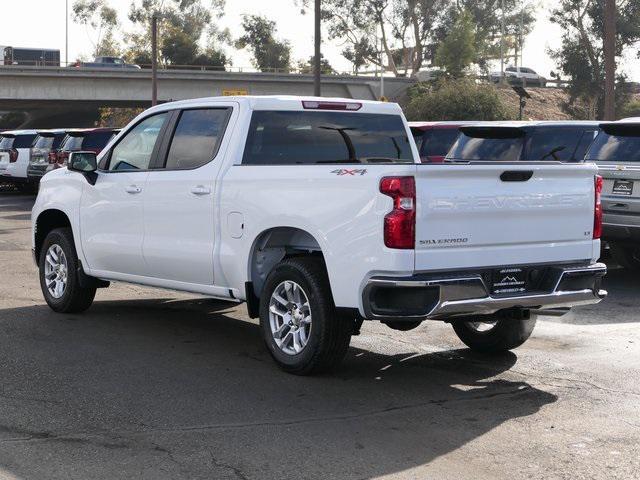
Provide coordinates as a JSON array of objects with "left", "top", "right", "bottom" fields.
[
  {"left": 164, "top": 108, "right": 230, "bottom": 169},
  {"left": 525, "top": 127, "right": 585, "bottom": 162},
  {"left": 242, "top": 111, "right": 413, "bottom": 165}
]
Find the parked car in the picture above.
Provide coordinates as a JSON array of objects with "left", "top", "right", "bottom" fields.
[
  {"left": 32, "top": 96, "right": 606, "bottom": 375},
  {"left": 48, "top": 128, "right": 120, "bottom": 171},
  {"left": 490, "top": 66, "right": 547, "bottom": 87},
  {"left": 27, "top": 130, "right": 68, "bottom": 183},
  {"left": 585, "top": 120, "right": 640, "bottom": 269},
  {"left": 409, "top": 122, "right": 475, "bottom": 163},
  {"left": 72, "top": 56, "right": 140, "bottom": 69},
  {"left": 446, "top": 121, "right": 600, "bottom": 163},
  {"left": 0, "top": 129, "right": 39, "bottom": 190}
]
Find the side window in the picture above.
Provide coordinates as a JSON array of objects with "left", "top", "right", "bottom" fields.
[
  {"left": 107, "top": 113, "right": 167, "bottom": 171},
  {"left": 164, "top": 108, "right": 229, "bottom": 170}
]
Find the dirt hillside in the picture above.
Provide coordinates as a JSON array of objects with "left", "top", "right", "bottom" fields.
[{"left": 495, "top": 86, "right": 572, "bottom": 120}]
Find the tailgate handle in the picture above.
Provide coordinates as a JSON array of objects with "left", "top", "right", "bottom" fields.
[{"left": 500, "top": 170, "right": 533, "bottom": 182}]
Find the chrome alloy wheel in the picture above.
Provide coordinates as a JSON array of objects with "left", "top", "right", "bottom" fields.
[
  {"left": 269, "top": 280, "right": 312, "bottom": 355},
  {"left": 44, "top": 244, "right": 68, "bottom": 299},
  {"left": 466, "top": 320, "right": 499, "bottom": 333}
]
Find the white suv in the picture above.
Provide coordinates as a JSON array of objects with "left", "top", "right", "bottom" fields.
[
  {"left": 0, "top": 129, "right": 39, "bottom": 190},
  {"left": 32, "top": 96, "right": 606, "bottom": 374},
  {"left": 490, "top": 66, "right": 547, "bottom": 87}
]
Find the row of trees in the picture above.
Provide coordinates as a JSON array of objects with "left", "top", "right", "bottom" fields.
[
  {"left": 72, "top": 0, "right": 325, "bottom": 72},
  {"left": 74, "top": 0, "right": 640, "bottom": 120},
  {"left": 73, "top": 0, "right": 538, "bottom": 74}
]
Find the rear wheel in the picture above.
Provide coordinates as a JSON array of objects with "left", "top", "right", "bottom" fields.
[
  {"left": 39, "top": 228, "right": 96, "bottom": 313},
  {"left": 451, "top": 314, "right": 537, "bottom": 353},
  {"left": 609, "top": 242, "right": 640, "bottom": 270},
  {"left": 259, "top": 257, "right": 352, "bottom": 375}
]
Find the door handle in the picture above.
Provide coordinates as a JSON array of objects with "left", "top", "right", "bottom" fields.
[
  {"left": 125, "top": 185, "right": 142, "bottom": 194},
  {"left": 190, "top": 185, "right": 211, "bottom": 196}
]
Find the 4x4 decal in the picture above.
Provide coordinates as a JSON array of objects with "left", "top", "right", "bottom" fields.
[{"left": 331, "top": 168, "right": 367, "bottom": 176}]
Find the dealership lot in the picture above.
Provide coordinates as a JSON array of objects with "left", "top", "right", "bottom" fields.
[{"left": 0, "top": 190, "right": 638, "bottom": 480}]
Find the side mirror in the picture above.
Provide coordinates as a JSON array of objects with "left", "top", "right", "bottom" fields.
[{"left": 68, "top": 151, "right": 98, "bottom": 185}]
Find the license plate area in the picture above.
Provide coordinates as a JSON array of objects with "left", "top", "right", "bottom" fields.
[
  {"left": 612, "top": 179, "right": 634, "bottom": 196},
  {"left": 491, "top": 267, "right": 528, "bottom": 295}
]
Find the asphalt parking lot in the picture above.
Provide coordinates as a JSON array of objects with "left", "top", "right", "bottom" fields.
[{"left": 0, "top": 190, "right": 639, "bottom": 480}]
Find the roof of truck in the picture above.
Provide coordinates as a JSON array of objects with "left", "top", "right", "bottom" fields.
[{"left": 148, "top": 95, "right": 403, "bottom": 115}]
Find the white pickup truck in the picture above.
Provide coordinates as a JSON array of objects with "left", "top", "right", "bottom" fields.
[{"left": 32, "top": 96, "right": 607, "bottom": 374}]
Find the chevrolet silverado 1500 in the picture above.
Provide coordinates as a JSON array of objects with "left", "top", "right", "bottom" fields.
[{"left": 32, "top": 96, "right": 607, "bottom": 374}]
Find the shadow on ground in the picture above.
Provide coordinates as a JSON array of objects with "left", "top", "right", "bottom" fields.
[{"left": 0, "top": 298, "right": 557, "bottom": 480}]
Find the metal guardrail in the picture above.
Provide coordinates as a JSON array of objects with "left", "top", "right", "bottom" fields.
[{"left": 0, "top": 61, "right": 572, "bottom": 88}]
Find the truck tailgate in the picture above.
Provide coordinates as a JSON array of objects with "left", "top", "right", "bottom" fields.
[{"left": 414, "top": 163, "right": 598, "bottom": 271}]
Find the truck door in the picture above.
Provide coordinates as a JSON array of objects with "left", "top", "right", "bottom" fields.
[
  {"left": 80, "top": 112, "right": 169, "bottom": 276},
  {"left": 142, "top": 106, "right": 234, "bottom": 285}
]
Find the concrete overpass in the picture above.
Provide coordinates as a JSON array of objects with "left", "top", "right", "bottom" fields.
[{"left": 0, "top": 66, "right": 416, "bottom": 128}]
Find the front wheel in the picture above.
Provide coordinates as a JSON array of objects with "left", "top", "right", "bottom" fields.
[
  {"left": 39, "top": 227, "right": 96, "bottom": 313},
  {"left": 259, "top": 257, "right": 352, "bottom": 375},
  {"left": 451, "top": 314, "right": 537, "bottom": 353}
]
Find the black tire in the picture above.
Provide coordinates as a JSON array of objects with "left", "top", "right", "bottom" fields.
[
  {"left": 39, "top": 227, "right": 96, "bottom": 313},
  {"left": 609, "top": 242, "right": 640, "bottom": 270},
  {"left": 259, "top": 257, "right": 352, "bottom": 375},
  {"left": 451, "top": 314, "right": 537, "bottom": 353}
]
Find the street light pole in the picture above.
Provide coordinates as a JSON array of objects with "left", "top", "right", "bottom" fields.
[
  {"left": 151, "top": 13, "right": 158, "bottom": 106},
  {"left": 500, "top": 0, "right": 505, "bottom": 77},
  {"left": 313, "top": 0, "right": 321, "bottom": 96},
  {"left": 604, "top": 0, "right": 616, "bottom": 120},
  {"left": 65, "top": 0, "right": 69, "bottom": 66}
]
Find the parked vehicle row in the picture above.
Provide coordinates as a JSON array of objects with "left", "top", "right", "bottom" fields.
[
  {"left": 30, "top": 95, "right": 608, "bottom": 375},
  {"left": 0, "top": 128, "right": 119, "bottom": 190}
]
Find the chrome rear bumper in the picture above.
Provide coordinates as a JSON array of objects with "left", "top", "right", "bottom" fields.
[{"left": 363, "top": 262, "right": 607, "bottom": 321}]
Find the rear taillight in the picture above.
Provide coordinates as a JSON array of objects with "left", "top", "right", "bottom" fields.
[
  {"left": 48, "top": 152, "right": 58, "bottom": 164},
  {"left": 380, "top": 176, "right": 416, "bottom": 249},
  {"left": 8, "top": 148, "right": 18, "bottom": 163},
  {"left": 593, "top": 175, "right": 603, "bottom": 239}
]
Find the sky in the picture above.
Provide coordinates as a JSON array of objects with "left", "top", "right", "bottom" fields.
[{"left": 2, "top": 0, "right": 639, "bottom": 81}]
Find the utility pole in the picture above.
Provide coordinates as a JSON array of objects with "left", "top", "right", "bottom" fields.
[
  {"left": 313, "top": 0, "right": 321, "bottom": 97},
  {"left": 500, "top": 0, "right": 505, "bottom": 77},
  {"left": 151, "top": 13, "right": 158, "bottom": 106},
  {"left": 379, "top": 31, "right": 385, "bottom": 100},
  {"left": 65, "top": 0, "right": 69, "bottom": 66},
  {"left": 604, "top": 0, "right": 616, "bottom": 120}
]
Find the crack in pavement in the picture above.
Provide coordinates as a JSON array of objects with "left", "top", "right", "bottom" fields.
[{"left": 208, "top": 450, "right": 251, "bottom": 480}]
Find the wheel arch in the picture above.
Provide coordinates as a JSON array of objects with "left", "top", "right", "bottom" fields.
[
  {"left": 34, "top": 209, "right": 72, "bottom": 262},
  {"left": 247, "top": 226, "right": 325, "bottom": 301}
]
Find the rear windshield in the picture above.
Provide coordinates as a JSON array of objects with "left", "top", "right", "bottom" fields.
[
  {"left": 448, "top": 134, "right": 524, "bottom": 161},
  {"left": 13, "top": 134, "right": 37, "bottom": 149},
  {"left": 242, "top": 111, "right": 413, "bottom": 165},
  {"left": 60, "top": 135, "right": 84, "bottom": 152},
  {"left": 420, "top": 129, "right": 460, "bottom": 160},
  {"left": 585, "top": 132, "right": 640, "bottom": 162},
  {"left": 0, "top": 136, "right": 14, "bottom": 150},
  {"left": 33, "top": 135, "right": 55, "bottom": 150},
  {"left": 525, "top": 127, "right": 594, "bottom": 162},
  {"left": 83, "top": 131, "right": 116, "bottom": 150}
]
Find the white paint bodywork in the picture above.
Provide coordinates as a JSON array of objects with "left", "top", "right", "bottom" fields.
[
  {"left": 0, "top": 129, "right": 39, "bottom": 179},
  {"left": 31, "top": 96, "right": 601, "bottom": 317}
]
